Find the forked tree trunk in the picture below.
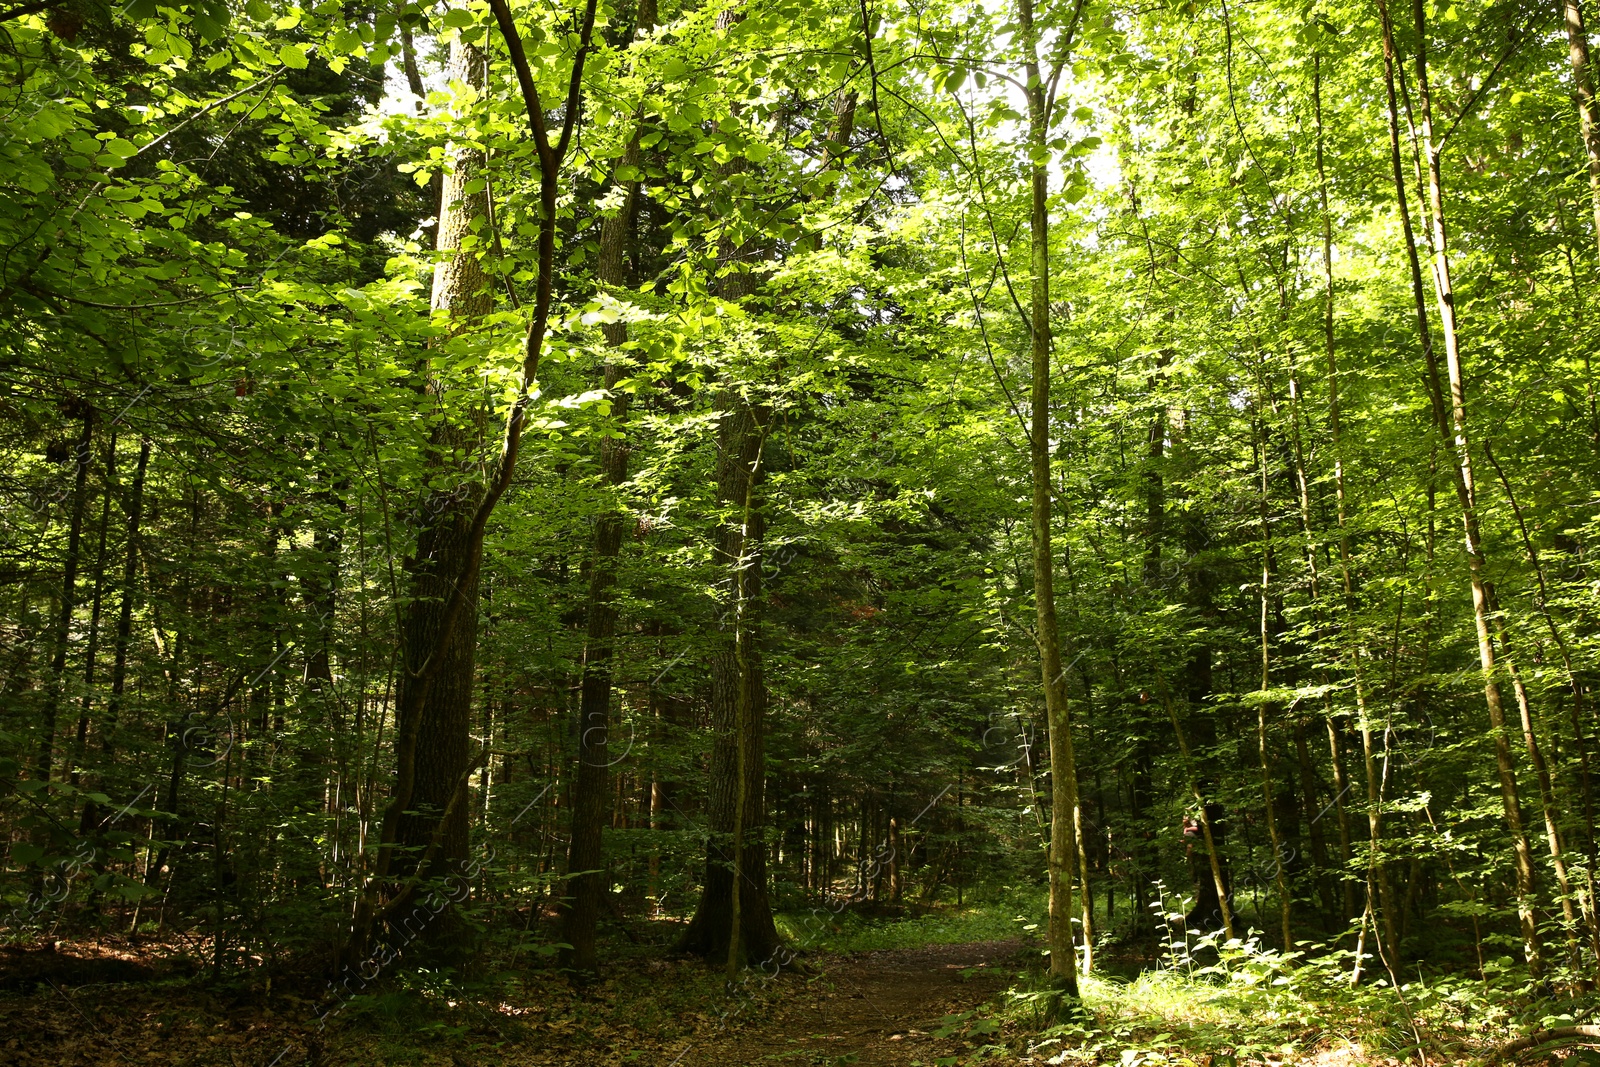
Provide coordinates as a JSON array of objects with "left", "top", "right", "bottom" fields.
[
  {"left": 344, "top": 41, "right": 497, "bottom": 969},
  {"left": 343, "top": 0, "right": 601, "bottom": 967}
]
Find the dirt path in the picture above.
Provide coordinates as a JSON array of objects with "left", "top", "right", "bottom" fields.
[{"left": 667, "top": 940, "right": 1025, "bottom": 1067}]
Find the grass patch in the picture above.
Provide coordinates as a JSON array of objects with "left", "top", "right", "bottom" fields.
[{"left": 776, "top": 886, "right": 1048, "bottom": 955}]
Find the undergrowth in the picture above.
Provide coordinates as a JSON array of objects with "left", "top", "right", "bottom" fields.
[
  {"left": 991, "top": 902, "right": 1577, "bottom": 1066},
  {"left": 776, "top": 886, "right": 1048, "bottom": 955}
]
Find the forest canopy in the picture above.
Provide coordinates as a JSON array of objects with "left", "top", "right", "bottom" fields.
[{"left": 3, "top": 0, "right": 1600, "bottom": 1061}]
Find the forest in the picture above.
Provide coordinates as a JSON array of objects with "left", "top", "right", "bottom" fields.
[{"left": 2, "top": 0, "right": 1600, "bottom": 1061}]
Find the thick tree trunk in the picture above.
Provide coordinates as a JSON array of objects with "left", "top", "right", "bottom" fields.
[
  {"left": 346, "top": 0, "right": 602, "bottom": 965},
  {"left": 385, "top": 39, "right": 494, "bottom": 951},
  {"left": 676, "top": 394, "right": 782, "bottom": 967},
  {"left": 679, "top": 25, "right": 854, "bottom": 964}
]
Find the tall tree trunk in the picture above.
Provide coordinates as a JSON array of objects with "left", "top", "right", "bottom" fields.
[
  {"left": 1254, "top": 419, "right": 1293, "bottom": 952},
  {"left": 1311, "top": 47, "right": 1361, "bottom": 928},
  {"left": 1484, "top": 441, "right": 1600, "bottom": 965},
  {"left": 678, "top": 23, "right": 860, "bottom": 964},
  {"left": 1019, "top": 0, "right": 1085, "bottom": 995},
  {"left": 70, "top": 434, "right": 114, "bottom": 791},
  {"left": 560, "top": 0, "right": 654, "bottom": 972},
  {"left": 1388, "top": 0, "right": 1543, "bottom": 974},
  {"left": 382, "top": 38, "right": 494, "bottom": 954},
  {"left": 104, "top": 439, "right": 149, "bottom": 752},
  {"left": 1563, "top": 0, "right": 1600, "bottom": 252},
  {"left": 675, "top": 392, "right": 781, "bottom": 966},
  {"left": 344, "top": 0, "right": 602, "bottom": 965},
  {"left": 35, "top": 407, "right": 93, "bottom": 782}
]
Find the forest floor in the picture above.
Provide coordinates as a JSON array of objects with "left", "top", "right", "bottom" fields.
[
  {"left": 0, "top": 933, "right": 1025, "bottom": 1067},
  {"left": 0, "top": 913, "right": 1539, "bottom": 1066},
  {"left": 665, "top": 938, "right": 1022, "bottom": 1067}
]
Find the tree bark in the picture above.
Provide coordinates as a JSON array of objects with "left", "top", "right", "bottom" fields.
[
  {"left": 69, "top": 434, "right": 114, "bottom": 792},
  {"left": 343, "top": 0, "right": 602, "bottom": 966},
  {"left": 675, "top": 394, "right": 782, "bottom": 967},
  {"left": 560, "top": 0, "right": 654, "bottom": 972},
  {"left": 383, "top": 38, "right": 494, "bottom": 954},
  {"left": 35, "top": 407, "right": 93, "bottom": 782},
  {"left": 1018, "top": 0, "right": 1085, "bottom": 995},
  {"left": 1254, "top": 420, "right": 1292, "bottom": 952},
  {"left": 104, "top": 439, "right": 149, "bottom": 751},
  {"left": 1392, "top": 0, "right": 1543, "bottom": 974},
  {"left": 1562, "top": 0, "right": 1600, "bottom": 253}
]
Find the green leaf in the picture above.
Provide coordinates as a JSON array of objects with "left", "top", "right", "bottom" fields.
[
  {"left": 279, "top": 44, "right": 310, "bottom": 69},
  {"left": 10, "top": 842, "right": 45, "bottom": 866}
]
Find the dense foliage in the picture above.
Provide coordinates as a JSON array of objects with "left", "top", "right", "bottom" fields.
[{"left": 3, "top": 0, "right": 1600, "bottom": 1056}]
